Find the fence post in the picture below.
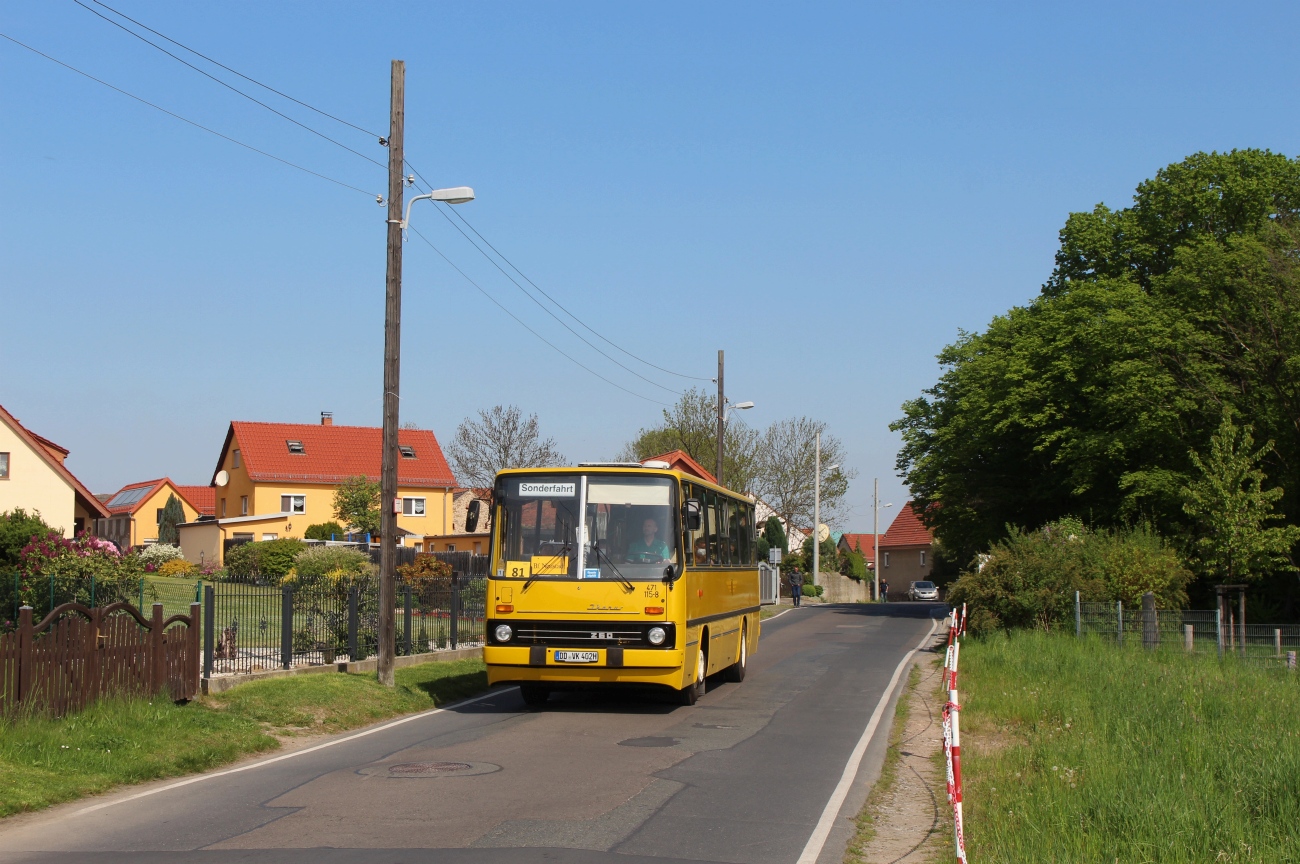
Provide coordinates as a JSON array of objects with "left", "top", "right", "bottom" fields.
[
  {"left": 90, "top": 574, "right": 95, "bottom": 609},
  {"left": 280, "top": 587, "right": 293, "bottom": 670},
  {"left": 348, "top": 585, "right": 359, "bottom": 662},
  {"left": 17, "top": 606, "right": 33, "bottom": 704},
  {"left": 138, "top": 578, "right": 144, "bottom": 611},
  {"left": 1142, "top": 592, "right": 1157, "bottom": 650},
  {"left": 1275, "top": 629, "right": 1282, "bottom": 657},
  {"left": 403, "top": 585, "right": 412, "bottom": 657},
  {"left": 87, "top": 604, "right": 102, "bottom": 705},
  {"left": 188, "top": 603, "right": 202, "bottom": 698},
  {"left": 1216, "top": 608, "right": 1223, "bottom": 659},
  {"left": 1075, "top": 591, "right": 1081, "bottom": 639},
  {"left": 1117, "top": 600, "right": 1123, "bottom": 648},
  {"left": 150, "top": 603, "right": 165, "bottom": 694},
  {"left": 450, "top": 572, "right": 460, "bottom": 651},
  {"left": 1184, "top": 623, "right": 1194, "bottom": 653},
  {"left": 203, "top": 585, "right": 215, "bottom": 679}
]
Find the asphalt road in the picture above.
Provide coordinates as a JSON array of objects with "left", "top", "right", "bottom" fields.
[{"left": 0, "top": 602, "right": 944, "bottom": 864}]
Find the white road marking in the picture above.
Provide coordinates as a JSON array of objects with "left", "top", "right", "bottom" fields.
[
  {"left": 70, "top": 686, "right": 512, "bottom": 817},
  {"left": 795, "top": 616, "right": 942, "bottom": 864}
]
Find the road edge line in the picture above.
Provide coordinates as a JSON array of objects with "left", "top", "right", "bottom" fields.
[
  {"left": 69, "top": 686, "right": 513, "bottom": 817},
  {"left": 795, "top": 615, "right": 942, "bottom": 864}
]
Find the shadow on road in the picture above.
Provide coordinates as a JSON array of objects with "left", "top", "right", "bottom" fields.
[{"left": 809, "top": 601, "right": 947, "bottom": 620}]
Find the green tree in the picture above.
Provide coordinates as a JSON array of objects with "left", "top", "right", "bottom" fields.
[
  {"left": 0, "top": 508, "right": 55, "bottom": 570},
  {"left": 157, "top": 494, "right": 185, "bottom": 545},
  {"left": 618, "top": 388, "right": 760, "bottom": 492},
  {"left": 894, "top": 150, "right": 1300, "bottom": 574},
  {"left": 1182, "top": 411, "right": 1300, "bottom": 584},
  {"left": 333, "top": 476, "right": 381, "bottom": 537},
  {"left": 447, "top": 405, "right": 565, "bottom": 488},
  {"left": 762, "top": 515, "right": 788, "bottom": 553}
]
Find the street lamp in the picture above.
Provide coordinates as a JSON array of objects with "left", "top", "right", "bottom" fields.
[
  {"left": 716, "top": 396, "right": 753, "bottom": 488},
  {"left": 399, "top": 186, "right": 476, "bottom": 229},
  {"left": 872, "top": 479, "right": 893, "bottom": 602},
  {"left": 811, "top": 429, "right": 837, "bottom": 588}
]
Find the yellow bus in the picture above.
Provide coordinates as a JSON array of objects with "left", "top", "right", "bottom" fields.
[{"left": 481, "top": 462, "right": 760, "bottom": 706}]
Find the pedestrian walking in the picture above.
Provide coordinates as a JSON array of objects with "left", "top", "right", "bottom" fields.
[
  {"left": 789, "top": 569, "right": 802, "bottom": 607},
  {"left": 880, "top": 578, "right": 889, "bottom": 603}
]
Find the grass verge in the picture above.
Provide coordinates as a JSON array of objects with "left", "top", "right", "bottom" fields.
[
  {"left": 0, "top": 658, "right": 487, "bottom": 818},
  {"left": 960, "top": 632, "right": 1300, "bottom": 862},
  {"left": 843, "top": 662, "right": 919, "bottom": 862}
]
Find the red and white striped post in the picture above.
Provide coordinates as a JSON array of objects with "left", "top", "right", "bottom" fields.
[{"left": 949, "top": 679, "right": 966, "bottom": 862}]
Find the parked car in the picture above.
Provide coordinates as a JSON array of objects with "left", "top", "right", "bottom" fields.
[{"left": 907, "top": 580, "right": 939, "bottom": 602}]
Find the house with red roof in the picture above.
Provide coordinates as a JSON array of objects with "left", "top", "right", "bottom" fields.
[
  {"left": 101, "top": 477, "right": 213, "bottom": 548},
  {"left": 645, "top": 450, "right": 717, "bottom": 485},
  {"left": 878, "top": 501, "right": 934, "bottom": 590},
  {"left": 180, "top": 414, "right": 458, "bottom": 565},
  {"left": 836, "top": 533, "right": 878, "bottom": 569},
  {"left": 0, "top": 402, "right": 109, "bottom": 536}
]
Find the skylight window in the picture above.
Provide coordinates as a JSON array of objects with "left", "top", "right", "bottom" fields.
[
  {"left": 106, "top": 486, "right": 151, "bottom": 508},
  {"left": 399, "top": 445, "right": 416, "bottom": 459},
  {"left": 287, "top": 440, "right": 305, "bottom": 455}
]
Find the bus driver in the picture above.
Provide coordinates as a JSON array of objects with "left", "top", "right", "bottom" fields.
[{"left": 625, "top": 516, "right": 671, "bottom": 563}]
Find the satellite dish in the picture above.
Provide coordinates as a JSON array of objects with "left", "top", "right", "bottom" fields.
[
  {"left": 817, "top": 524, "right": 831, "bottom": 543},
  {"left": 215, "top": 470, "right": 230, "bottom": 487}
]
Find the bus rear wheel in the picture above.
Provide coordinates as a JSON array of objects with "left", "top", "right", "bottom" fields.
[
  {"left": 679, "top": 642, "right": 706, "bottom": 705},
  {"left": 520, "top": 684, "right": 550, "bottom": 709},
  {"left": 724, "top": 621, "right": 747, "bottom": 683}
]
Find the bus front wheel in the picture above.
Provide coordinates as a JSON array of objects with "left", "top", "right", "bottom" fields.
[
  {"left": 520, "top": 684, "right": 550, "bottom": 709},
  {"left": 679, "top": 642, "right": 706, "bottom": 705},
  {"left": 724, "top": 621, "right": 747, "bottom": 683}
]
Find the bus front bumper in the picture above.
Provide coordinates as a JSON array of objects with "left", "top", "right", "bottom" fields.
[{"left": 485, "top": 645, "right": 685, "bottom": 687}]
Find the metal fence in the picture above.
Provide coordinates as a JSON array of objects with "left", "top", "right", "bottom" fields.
[
  {"left": 201, "top": 574, "right": 488, "bottom": 677},
  {"left": 3, "top": 573, "right": 205, "bottom": 628},
  {"left": 1077, "top": 596, "right": 1300, "bottom": 666}
]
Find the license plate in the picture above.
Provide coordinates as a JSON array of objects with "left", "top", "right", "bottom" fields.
[{"left": 554, "top": 650, "right": 599, "bottom": 663}]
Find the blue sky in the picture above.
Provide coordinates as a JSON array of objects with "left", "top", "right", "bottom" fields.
[{"left": 3, "top": 1, "right": 1299, "bottom": 531}]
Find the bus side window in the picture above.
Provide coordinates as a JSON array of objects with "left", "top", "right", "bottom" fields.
[
  {"left": 715, "top": 496, "right": 731, "bottom": 566},
  {"left": 736, "top": 501, "right": 751, "bottom": 565},
  {"left": 681, "top": 483, "right": 694, "bottom": 566},
  {"left": 702, "top": 489, "right": 718, "bottom": 565}
]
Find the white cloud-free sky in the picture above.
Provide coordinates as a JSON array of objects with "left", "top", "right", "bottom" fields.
[{"left": 3, "top": 1, "right": 1299, "bottom": 532}]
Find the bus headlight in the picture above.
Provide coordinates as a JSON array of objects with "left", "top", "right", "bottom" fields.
[
  {"left": 494, "top": 624, "right": 513, "bottom": 643},
  {"left": 647, "top": 626, "right": 667, "bottom": 646}
]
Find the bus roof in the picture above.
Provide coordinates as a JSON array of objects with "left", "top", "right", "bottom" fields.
[{"left": 494, "top": 464, "right": 753, "bottom": 500}]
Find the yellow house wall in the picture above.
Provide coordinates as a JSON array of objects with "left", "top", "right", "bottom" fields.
[
  {"left": 177, "top": 521, "right": 222, "bottom": 566},
  {"left": 131, "top": 483, "right": 200, "bottom": 546},
  {"left": 212, "top": 432, "right": 454, "bottom": 541},
  {"left": 0, "top": 421, "right": 75, "bottom": 535}
]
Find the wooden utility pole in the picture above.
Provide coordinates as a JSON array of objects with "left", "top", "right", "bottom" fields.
[
  {"left": 716, "top": 349, "right": 725, "bottom": 486},
  {"left": 378, "top": 59, "right": 405, "bottom": 688}
]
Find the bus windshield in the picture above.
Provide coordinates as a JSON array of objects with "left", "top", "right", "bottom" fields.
[{"left": 497, "top": 474, "right": 678, "bottom": 581}]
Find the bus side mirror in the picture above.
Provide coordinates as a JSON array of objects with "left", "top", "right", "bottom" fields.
[
  {"left": 466, "top": 499, "right": 481, "bottom": 534},
  {"left": 683, "top": 499, "right": 702, "bottom": 532}
]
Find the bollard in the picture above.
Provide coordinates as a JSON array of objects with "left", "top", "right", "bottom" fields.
[
  {"left": 1184, "top": 623, "right": 1194, "bottom": 653},
  {"left": 1075, "top": 590, "right": 1081, "bottom": 639},
  {"left": 1117, "top": 600, "right": 1123, "bottom": 647},
  {"left": 948, "top": 685, "right": 967, "bottom": 863},
  {"left": 1275, "top": 629, "right": 1282, "bottom": 657},
  {"left": 1216, "top": 608, "right": 1224, "bottom": 659},
  {"left": 1288, "top": 651, "right": 1297, "bottom": 671}
]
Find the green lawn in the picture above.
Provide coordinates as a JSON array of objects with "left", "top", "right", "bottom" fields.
[
  {"left": 960, "top": 631, "right": 1300, "bottom": 862},
  {"left": 0, "top": 658, "right": 488, "bottom": 818}
]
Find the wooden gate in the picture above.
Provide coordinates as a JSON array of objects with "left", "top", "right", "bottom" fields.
[{"left": 0, "top": 601, "right": 200, "bottom": 718}]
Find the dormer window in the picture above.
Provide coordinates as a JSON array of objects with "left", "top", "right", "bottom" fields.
[
  {"left": 399, "top": 445, "right": 416, "bottom": 459},
  {"left": 287, "top": 440, "right": 305, "bottom": 454}
]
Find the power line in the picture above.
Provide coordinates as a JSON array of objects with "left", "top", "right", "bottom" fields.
[
  {"left": 85, "top": 0, "right": 382, "bottom": 139},
  {"left": 0, "top": 32, "right": 377, "bottom": 197},
  {"left": 430, "top": 204, "right": 685, "bottom": 396},
  {"left": 443, "top": 205, "right": 714, "bottom": 382},
  {"left": 408, "top": 226, "right": 670, "bottom": 406},
  {"left": 74, "top": 0, "right": 387, "bottom": 172}
]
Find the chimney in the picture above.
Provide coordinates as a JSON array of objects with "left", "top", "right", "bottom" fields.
[{"left": 321, "top": 411, "right": 333, "bottom": 426}]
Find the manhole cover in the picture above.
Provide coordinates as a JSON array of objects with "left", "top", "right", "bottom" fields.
[
  {"left": 358, "top": 760, "right": 501, "bottom": 778},
  {"left": 618, "top": 736, "right": 679, "bottom": 748}
]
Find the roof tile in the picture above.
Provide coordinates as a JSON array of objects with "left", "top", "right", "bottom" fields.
[{"left": 225, "top": 421, "right": 456, "bottom": 488}]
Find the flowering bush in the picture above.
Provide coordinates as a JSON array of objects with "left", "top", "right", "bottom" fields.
[
  {"left": 17, "top": 531, "right": 150, "bottom": 618},
  {"left": 138, "top": 543, "right": 183, "bottom": 569},
  {"left": 157, "top": 558, "right": 199, "bottom": 578}
]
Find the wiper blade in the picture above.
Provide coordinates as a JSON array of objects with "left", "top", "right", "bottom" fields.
[
  {"left": 521, "top": 541, "right": 571, "bottom": 593},
  {"left": 591, "top": 544, "right": 635, "bottom": 593}
]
